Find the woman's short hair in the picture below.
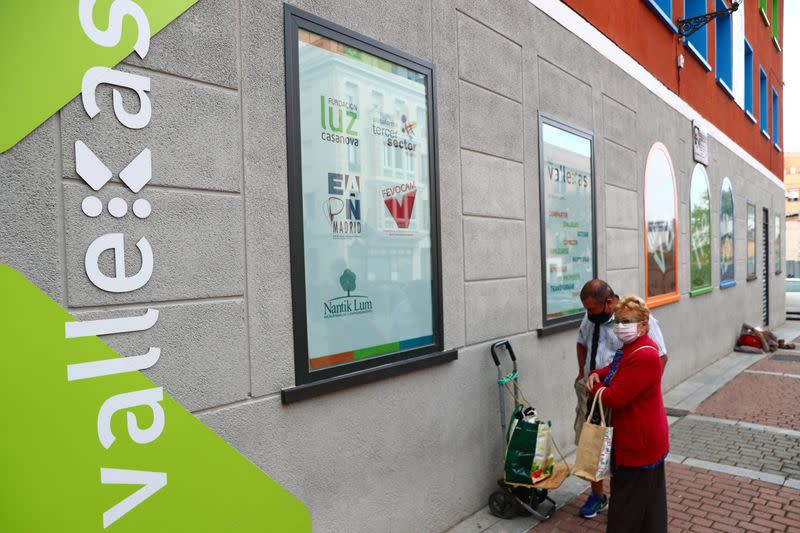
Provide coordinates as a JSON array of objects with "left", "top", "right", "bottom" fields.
[{"left": 615, "top": 295, "right": 650, "bottom": 332}]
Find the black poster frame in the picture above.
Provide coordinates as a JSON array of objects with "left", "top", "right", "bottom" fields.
[
  {"left": 282, "top": 6, "right": 452, "bottom": 402},
  {"left": 536, "top": 113, "right": 597, "bottom": 336}
]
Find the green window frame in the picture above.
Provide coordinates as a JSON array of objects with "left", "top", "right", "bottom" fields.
[
  {"left": 689, "top": 164, "right": 713, "bottom": 296},
  {"left": 772, "top": 0, "right": 780, "bottom": 46}
]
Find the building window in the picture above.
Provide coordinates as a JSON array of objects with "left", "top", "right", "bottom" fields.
[
  {"left": 747, "top": 203, "right": 757, "bottom": 281},
  {"left": 715, "top": 1, "right": 733, "bottom": 96},
  {"left": 720, "top": 177, "right": 736, "bottom": 289},
  {"left": 760, "top": 68, "right": 769, "bottom": 137},
  {"left": 284, "top": 7, "right": 452, "bottom": 399},
  {"left": 744, "top": 41, "right": 755, "bottom": 121},
  {"left": 690, "top": 164, "right": 712, "bottom": 296},
  {"left": 644, "top": 0, "right": 678, "bottom": 31},
  {"left": 685, "top": 0, "right": 711, "bottom": 69},
  {"left": 772, "top": 87, "right": 780, "bottom": 149},
  {"left": 538, "top": 115, "right": 596, "bottom": 331},
  {"left": 645, "top": 142, "right": 680, "bottom": 307}
]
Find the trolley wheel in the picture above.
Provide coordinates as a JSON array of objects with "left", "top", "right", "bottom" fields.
[
  {"left": 488, "top": 490, "right": 515, "bottom": 519},
  {"left": 511, "top": 487, "right": 533, "bottom": 516},
  {"left": 533, "top": 488, "right": 548, "bottom": 504}
]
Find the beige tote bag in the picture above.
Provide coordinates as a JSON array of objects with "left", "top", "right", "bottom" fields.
[{"left": 572, "top": 387, "right": 613, "bottom": 482}]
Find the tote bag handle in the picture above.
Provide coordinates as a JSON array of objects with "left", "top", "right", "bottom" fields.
[{"left": 586, "top": 387, "right": 607, "bottom": 427}]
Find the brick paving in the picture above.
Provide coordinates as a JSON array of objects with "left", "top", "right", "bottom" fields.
[
  {"left": 694, "top": 372, "right": 800, "bottom": 431},
  {"left": 668, "top": 416, "right": 800, "bottom": 480},
  {"left": 529, "top": 462, "right": 800, "bottom": 532}
]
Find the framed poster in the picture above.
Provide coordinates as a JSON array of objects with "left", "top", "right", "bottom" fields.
[
  {"left": 775, "top": 214, "right": 782, "bottom": 274},
  {"left": 284, "top": 7, "right": 450, "bottom": 393},
  {"left": 537, "top": 115, "right": 596, "bottom": 331},
  {"left": 747, "top": 203, "right": 757, "bottom": 281},
  {"left": 689, "top": 164, "right": 712, "bottom": 296},
  {"left": 720, "top": 178, "right": 736, "bottom": 288},
  {"left": 644, "top": 143, "right": 679, "bottom": 307}
]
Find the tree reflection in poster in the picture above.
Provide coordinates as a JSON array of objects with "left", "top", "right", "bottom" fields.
[
  {"left": 645, "top": 143, "right": 678, "bottom": 304},
  {"left": 747, "top": 203, "right": 756, "bottom": 280},
  {"left": 775, "top": 214, "right": 782, "bottom": 274},
  {"left": 690, "top": 164, "right": 712, "bottom": 294},
  {"left": 720, "top": 178, "right": 735, "bottom": 287}
]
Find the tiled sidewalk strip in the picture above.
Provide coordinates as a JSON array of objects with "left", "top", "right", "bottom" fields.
[
  {"left": 694, "top": 372, "right": 800, "bottom": 431},
  {"left": 528, "top": 462, "right": 800, "bottom": 533},
  {"left": 669, "top": 415, "right": 800, "bottom": 481}
]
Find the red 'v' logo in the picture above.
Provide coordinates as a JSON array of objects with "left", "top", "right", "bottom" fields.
[{"left": 384, "top": 190, "right": 416, "bottom": 228}]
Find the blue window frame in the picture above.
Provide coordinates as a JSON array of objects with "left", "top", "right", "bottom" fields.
[
  {"left": 744, "top": 41, "right": 755, "bottom": 120},
  {"left": 715, "top": 0, "right": 733, "bottom": 96},
  {"left": 644, "top": 0, "right": 678, "bottom": 31},
  {"left": 772, "top": 87, "right": 780, "bottom": 149},
  {"left": 760, "top": 68, "right": 769, "bottom": 137},
  {"left": 685, "top": 0, "right": 711, "bottom": 69}
]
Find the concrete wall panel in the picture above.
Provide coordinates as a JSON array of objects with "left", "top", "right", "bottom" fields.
[
  {"left": 606, "top": 228, "right": 640, "bottom": 270},
  {"left": 64, "top": 182, "right": 245, "bottom": 307},
  {"left": 457, "top": 12, "right": 522, "bottom": 101},
  {"left": 73, "top": 299, "right": 248, "bottom": 412},
  {"left": 605, "top": 184, "right": 639, "bottom": 230},
  {"left": 604, "top": 139, "right": 639, "bottom": 191},
  {"left": 124, "top": 0, "right": 239, "bottom": 89},
  {"left": 463, "top": 217, "right": 526, "bottom": 280},
  {"left": 61, "top": 68, "right": 242, "bottom": 193},
  {"left": 461, "top": 150, "right": 525, "bottom": 219},
  {"left": 465, "top": 278, "right": 527, "bottom": 344},
  {"left": 0, "top": 118, "right": 63, "bottom": 303},
  {"left": 459, "top": 81, "right": 523, "bottom": 161},
  {"left": 538, "top": 58, "right": 593, "bottom": 130}
]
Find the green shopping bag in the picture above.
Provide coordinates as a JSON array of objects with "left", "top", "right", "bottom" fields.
[{"left": 503, "top": 406, "right": 554, "bottom": 485}]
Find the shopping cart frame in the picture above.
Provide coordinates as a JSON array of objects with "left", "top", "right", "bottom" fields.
[{"left": 488, "top": 340, "right": 556, "bottom": 521}]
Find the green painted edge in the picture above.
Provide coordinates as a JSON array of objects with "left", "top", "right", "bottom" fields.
[
  {"left": 354, "top": 342, "right": 401, "bottom": 360},
  {"left": 689, "top": 286, "right": 713, "bottom": 297}
]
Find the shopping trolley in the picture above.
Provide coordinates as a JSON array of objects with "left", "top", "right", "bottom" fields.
[{"left": 487, "top": 340, "right": 559, "bottom": 520}]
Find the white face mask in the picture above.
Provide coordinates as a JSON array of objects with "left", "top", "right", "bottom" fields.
[{"left": 613, "top": 322, "right": 640, "bottom": 344}]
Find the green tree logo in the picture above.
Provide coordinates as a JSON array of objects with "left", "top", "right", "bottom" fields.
[{"left": 339, "top": 269, "right": 356, "bottom": 297}]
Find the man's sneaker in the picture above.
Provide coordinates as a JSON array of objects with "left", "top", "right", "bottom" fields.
[{"left": 579, "top": 492, "right": 608, "bottom": 518}]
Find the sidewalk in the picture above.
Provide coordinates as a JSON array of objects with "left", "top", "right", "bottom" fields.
[{"left": 448, "top": 321, "right": 800, "bottom": 533}]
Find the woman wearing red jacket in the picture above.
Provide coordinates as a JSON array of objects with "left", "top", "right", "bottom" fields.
[{"left": 586, "top": 295, "right": 669, "bottom": 533}]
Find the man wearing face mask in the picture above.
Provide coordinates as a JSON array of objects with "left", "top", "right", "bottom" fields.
[{"left": 573, "top": 279, "right": 668, "bottom": 519}]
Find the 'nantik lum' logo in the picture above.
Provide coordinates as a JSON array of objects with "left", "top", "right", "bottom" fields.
[{"left": 323, "top": 269, "right": 373, "bottom": 318}]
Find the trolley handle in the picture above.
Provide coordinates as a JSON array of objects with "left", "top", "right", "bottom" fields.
[{"left": 490, "top": 340, "right": 516, "bottom": 366}]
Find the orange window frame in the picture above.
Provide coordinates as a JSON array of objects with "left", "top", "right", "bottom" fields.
[{"left": 643, "top": 142, "right": 681, "bottom": 308}]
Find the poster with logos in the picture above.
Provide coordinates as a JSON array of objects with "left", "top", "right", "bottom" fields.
[
  {"left": 645, "top": 143, "right": 678, "bottom": 303},
  {"left": 296, "top": 30, "right": 435, "bottom": 372},
  {"left": 539, "top": 119, "right": 595, "bottom": 324},
  {"left": 690, "top": 164, "right": 712, "bottom": 295},
  {"left": 747, "top": 203, "right": 757, "bottom": 280},
  {"left": 720, "top": 178, "right": 736, "bottom": 288}
]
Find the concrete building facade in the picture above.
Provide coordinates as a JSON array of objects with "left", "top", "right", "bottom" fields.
[{"left": 0, "top": 0, "right": 786, "bottom": 531}]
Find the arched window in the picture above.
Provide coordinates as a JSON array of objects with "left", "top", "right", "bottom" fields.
[
  {"left": 644, "top": 143, "right": 679, "bottom": 307},
  {"left": 720, "top": 177, "right": 736, "bottom": 288},
  {"left": 689, "top": 164, "right": 712, "bottom": 296}
]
